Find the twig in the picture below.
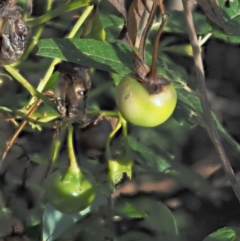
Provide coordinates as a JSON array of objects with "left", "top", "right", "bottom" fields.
[
  {"left": 182, "top": 0, "right": 240, "bottom": 201},
  {"left": 0, "top": 99, "right": 42, "bottom": 162},
  {"left": 199, "top": 33, "right": 212, "bottom": 46}
]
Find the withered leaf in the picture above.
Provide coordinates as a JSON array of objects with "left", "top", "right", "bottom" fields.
[
  {"left": 197, "top": 0, "right": 232, "bottom": 34},
  {"left": 127, "top": 0, "right": 145, "bottom": 46},
  {"left": 107, "top": 0, "right": 128, "bottom": 21}
]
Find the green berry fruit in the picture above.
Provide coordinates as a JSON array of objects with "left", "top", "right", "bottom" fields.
[
  {"left": 46, "top": 168, "right": 97, "bottom": 214},
  {"left": 116, "top": 75, "right": 177, "bottom": 127}
]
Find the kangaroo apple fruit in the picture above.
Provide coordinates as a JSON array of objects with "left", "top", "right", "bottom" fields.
[
  {"left": 116, "top": 75, "right": 177, "bottom": 127},
  {"left": 46, "top": 167, "right": 97, "bottom": 214}
]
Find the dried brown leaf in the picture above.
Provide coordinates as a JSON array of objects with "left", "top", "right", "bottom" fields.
[
  {"left": 107, "top": 0, "right": 128, "bottom": 21},
  {"left": 127, "top": 0, "right": 145, "bottom": 46},
  {"left": 197, "top": 0, "right": 232, "bottom": 34}
]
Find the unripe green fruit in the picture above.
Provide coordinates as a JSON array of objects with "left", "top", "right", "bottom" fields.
[
  {"left": 116, "top": 75, "right": 177, "bottom": 127},
  {"left": 46, "top": 168, "right": 97, "bottom": 214}
]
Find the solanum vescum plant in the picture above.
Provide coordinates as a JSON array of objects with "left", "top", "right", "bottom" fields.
[{"left": 0, "top": 0, "right": 240, "bottom": 240}]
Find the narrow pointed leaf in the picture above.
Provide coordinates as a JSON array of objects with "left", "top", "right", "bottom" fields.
[{"left": 197, "top": 0, "right": 232, "bottom": 34}]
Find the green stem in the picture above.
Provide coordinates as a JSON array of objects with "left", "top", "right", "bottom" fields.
[
  {"left": 46, "top": 126, "right": 67, "bottom": 178},
  {"left": 4, "top": 66, "right": 35, "bottom": 96},
  {"left": 119, "top": 114, "right": 131, "bottom": 158},
  {"left": 199, "top": 33, "right": 212, "bottom": 47},
  {"left": 105, "top": 117, "right": 122, "bottom": 160},
  {"left": 0, "top": 106, "right": 58, "bottom": 127},
  {"left": 52, "top": 140, "right": 61, "bottom": 163},
  {"left": 67, "top": 124, "right": 80, "bottom": 172},
  {"left": 27, "top": 1, "right": 90, "bottom": 28},
  {"left": 28, "top": 4, "right": 94, "bottom": 106},
  {"left": 66, "top": 5, "right": 94, "bottom": 39},
  {"left": 4, "top": 66, "right": 56, "bottom": 110},
  {"left": 34, "top": 58, "right": 61, "bottom": 97},
  {"left": 87, "top": 110, "right": 119, "bottom": 117}
]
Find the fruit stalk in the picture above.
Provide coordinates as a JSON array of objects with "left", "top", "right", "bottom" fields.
[
  {"left": 105, "top": 118, "right": 122, "bottom": 160},
  {"left": 45, "top": 126, "right": 67, "bottom": 178},
  {"left": 120, "top": 114, "right": 131, "bottom": 158},
  {"left": 67, "top": 124, "right": 81, "bottom": 174}
]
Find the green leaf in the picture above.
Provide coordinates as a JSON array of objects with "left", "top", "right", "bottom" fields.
[
  {"left": 38, "top": 38, "right": 133, "bottom": 77},
  {"left": 99, "top": 14, "right": 124, "bottom": 41},
  {"left": 197, "top": 0, "right": 232, "bottom": 34},
  {"left": 99, "top": 14, "right": 123, "bottom": 29},
  {"left": 205, "top": 0, "right": 240, "bottom": 43},
  {"left": 37, "top": 39, "right": 179, "bottom": 80},
  {"left": 164, "top": 6, "right": 240, "bottom": 43},
  {"left": 115, "top": 202, "right": 148, "bottom": 219},
  {"left": 210, "top": 0, "right": 240, "bottom": 37},
  {"left": 203, "top": 227, "right": 240, "bottom": 241},
  {"left": 115, "top": 196, "right": 178, "bottom": 240}
]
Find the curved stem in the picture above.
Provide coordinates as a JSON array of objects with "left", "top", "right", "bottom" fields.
[
  {"left": 67, "top": 124, "right": 80, "bottom": 172},
  {"left": 45, "top": 126, "right": 66, "bottom": 178},
  {"left": 139, "top": 1, "right": 157, "bottom": 61},
  {"left": 182, "top": 0, "right": 240, "bottom": 201},
  {"left": 4, "top": 66, "right": 56, "bottom": 111},
  {"left": 27, "top": 1, "right": 90, "bottom": 28},
  {"left": 149, "top": 0, "right": 166, "bottom": 79},
  {"left": 119, "top": 114, "right": 131, "bottom": 158},
  {"left": 105, "top": 117, "right": 122, "bottom": 160}
]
